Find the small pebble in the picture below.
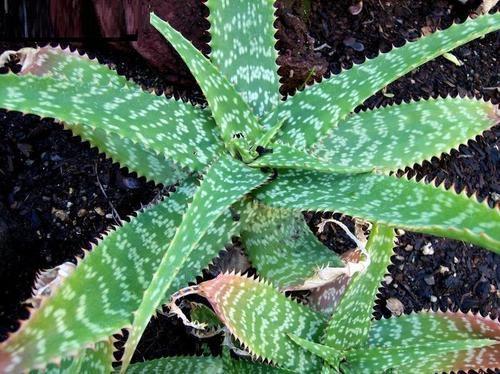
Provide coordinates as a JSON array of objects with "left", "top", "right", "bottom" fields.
[
  {"left": 94, "top": 207, "right": 106, "bottom": 216},
  {"left": 384, "top": 275, "right": 393, "bottom": 285},
  {"left": 424, "top": 275, "right": 435, "bottom": 286},
  {"left": 421, "top": 243, "right": 434, "bottom": 255},
  {"left": 77, "top": 209, "right": 88, "bottom": 218},
  {"left": 438, "top": 265, "right": 450, "bottom": 274},
  {"left": 430, "top": 295, "right": 438, "bottom": 303},
  {"left": 453, "top": 257, "right": 459, "bottom": 264},
  {"left": 52, "top": 208, "right": 69, "bottom": 222},
  {"left": 386, "top": 297, "right": 404, "bottom": 316},
  {"left": 404, "top": 244, "right": 413, "bottom": 252}
]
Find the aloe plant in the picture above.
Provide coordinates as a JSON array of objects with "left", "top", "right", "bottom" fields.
[{"left": 0, "top": 1, "right": 498, "bottom": 372}]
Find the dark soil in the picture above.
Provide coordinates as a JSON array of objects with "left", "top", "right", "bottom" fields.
[{"left": 0, "top": 0, "right": 498, "bottom": 369}]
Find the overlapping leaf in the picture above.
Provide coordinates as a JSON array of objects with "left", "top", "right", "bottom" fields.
[
  {"left": 313, "top": 97, "right": 498, "bottom": 173},
  {"left": 207, "top": 0, "right": 280, "bottom": 116},
  {"left": 151, "top": 13, "right": 264, "bottom": 158},
  {"left": 255, "top": 170, "right": 500, "bottom": 252},
  {"left": 262, "top": 12, "right": 500, "bottom": 148},
  {"left": 252, "top": 98, "right": 498, "bottom": 174},
  {"left": 0, "top": 73, "right": 222, "bottom": 172},
  {"left": 196, "top": 273, "right": 326, "bottom": 372},
  {"left": 126, "top": 354, "right": 291, "bottom": 373},
  {"left": 1, "top": 46, "right": 187, "bottom": 184},
  {"left": 347, "top": 311, "right": 500, "bottom": 372},
  {"left": 240, "top": 201, "right": 343, "bottom": 290},
  {"left": 0, "top": 179, "right": 238, "bottom": 372},
  {"left": 120, "top": 155, "right": 269, "bottom": 371},
  {"left": 322, "top": 224, "right": 395, "bottom": 350},
  {"left": 127, "top": 356, "right": 223, "bottom": 374}
]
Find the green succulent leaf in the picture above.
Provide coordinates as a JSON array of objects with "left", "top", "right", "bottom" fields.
[
  {"left": 207, "top": 0, "right": 280, "bottom": 116},
  {"left": 126, "top": 354, "right": 291, "bottom": 374},
  {"left": 313, "top": 97, "right": 498, "bottom": 173},
  {"left": 364, "top": 311, "right": 500, "bottom": 372},
  {"left": 0, "top": 178, "right": 238, "bottom": 372},
  {"left": 345, "top": 339, "right": 498, "bottom": 373},
  {"left": 322, "top": 224, "right": 395, "bottom": 350},
  {"left": 240, "top": 201, "right": 343, "bottom": 290},
  {"left": 0, "top": 46, "right": 191, "bottom": 183},
  {"left": 255, "top": 170, "right": 500, "bottom": 253},
  {"left": 120, "top": 155, "right": 269, "bottom": 371},
  {"left": 287, "top": 333, "right": 343, "bottom": 369},
  {"left": 72, "top": 123, "right": 188, "bottom": 185},
  {"left": 262, "top": 12, "right": 500, "bottom": 148},
  {"left": 197, "top": 273, "right": 326, "bottom": 372},
  {"left": 0, "top": 73, "right": 222, "bottom": 172},
  {"left": 150, "top": 13, "right": 264, "bottom": 158},
  {"left": 223, "top": 351, "right": 293, "bottom": 374},
  {"left": 253, "top": 98, "right": 498, "bottom": 175},
  {"left": 67, "top": 339, "right": 114, "bottom": 374},
  {"left": 127, "top": 355, "right": 223, "bottom": 374}
]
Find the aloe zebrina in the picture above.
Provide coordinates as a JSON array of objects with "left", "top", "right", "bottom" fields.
[{"left": 0, "top": 2, "right": 498, "bottom": 373}]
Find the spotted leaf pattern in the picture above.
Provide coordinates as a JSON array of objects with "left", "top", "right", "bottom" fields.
[
  {"left": 0, "top": 179, "right": 237, "bottom": 372},
  {"left": 240, "top": 201, "right": 343, "bottom": 290},
  {"left": 313, "top": 97, "right": 498, "bottom": 173},
  {"left": 262, "top": 13, "right": 500, "bottom": 148},
  {"left": 127, "top": 356, "right": 223, "bottom": 374},
  {"left": 150, "top": 13, "right": 264, "bottom": 157},
  {"left": 255, "top": 170, "right": 500, "bottom": 253},
  {"left": 0, "top": 73, "right": 222, "bottom": 172},
  {"left": 323, "top": 224, "right": 395, "bottom": 350},
  {"left": 362, "top": 311, "right": 500, "bottom": 372},
  {"left": 207, "top": 0, "right": 280, "bottom": 116},
  {"left": 253, "top": 98, "right": 498, "bottom": 175},
  {"left": 2, "top": 46, "right": 184, "bottom": 184},
  {"left": 120, "top": 155, "right": 269, "bottom": 371},
  {"left": 126, "top": 354, "right": 291, "bottom": 373},
  {"left": 196, "top": 273, "right": 326, "bottom": 373},
  {"left": 71, "top": 123, "right": 187, "bottom": 185}
]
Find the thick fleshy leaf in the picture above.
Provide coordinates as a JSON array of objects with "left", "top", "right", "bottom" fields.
[
  {"left": 255, "top": 170, "right": 500, "bottom": 253},
  {"left": 120, "top": 155, "right": 269, "bottom": 371},
  {"left": 127, "top": 356, "right": 223, "bottom": 374},
  {"left": 252, "top": 98, "right": 498, "bottom": 175},
  {"left": 67, "top": 339, "right": 114, "bottom": 374},
  {"left": 0, "top": 179, "right": 237, "bottom": 372},
  {"left": 127, "top": 354, "right": 291, "bottom": 374},
  {"left": 0, "top": 73, "right": 222, "bottom": 172},
  {"left": 345, "top": 339, "right": 498, "bottom": 373},
  {"left": 1, "top": 46, "right": 188, "bottom": 184},
  {"left": 223, "top": 352, "right": 293, "bottom": 374},
  {"left": 313, "top": 97, "right": 498, "bottom": 173},
  {"left": 207, "top": 0, "right": 280, "bottom": 116},
  {"left": 240, "top": 201, "right": 343, "bottom": 290},
  {"left": 197, "top": 273, "right": 326, "bottom": 372},
  {"left": 364, "top": 311, "right": 500, "bottom": 372},
  {"left": 150, "top": 13, "right": 264, "bottom": 158},
  {"left": 322, "top": 224, "right": 395, "bottom": 350},
  {"left": 262, "top": 12, "right": 500, "bottom": 148},
  {"left": 72, "top": 123, "right": 187, "bottom": 185},
  {"left": 287, "top": 333, "right": 343, "bottom": 368}
]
